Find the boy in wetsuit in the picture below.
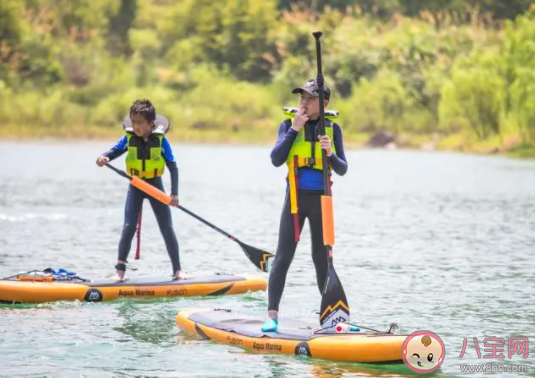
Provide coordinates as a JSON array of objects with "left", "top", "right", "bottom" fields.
[{"left": 96, "top": 99, "right": 187, "bottom": 281}]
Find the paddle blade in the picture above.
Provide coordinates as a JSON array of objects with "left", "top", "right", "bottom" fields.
[
  {"left": 239, "top": 242, "right": 275, "bottom": 273},
  {"left": 131, "top": 176, "right": 171, "bottom": 205},
  {"left": 319, "top": 261, "right": 350, "bottom": 328},
  {"left": 321, "top": 195, "right": 335, "bottom": 245}
]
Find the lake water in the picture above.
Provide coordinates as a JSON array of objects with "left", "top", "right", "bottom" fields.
[{"left": 0, "top": 141, "right": 534, "bottom": 377}]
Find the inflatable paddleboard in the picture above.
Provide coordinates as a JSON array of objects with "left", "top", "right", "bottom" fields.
[
  {"left": 176, "top": 308, "right": 408, "bottom": 363},
  {"left": 0, "top": 270, "right": 266, "bottom": 304}
]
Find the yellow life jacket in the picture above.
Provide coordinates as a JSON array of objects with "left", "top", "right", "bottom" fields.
[
  {"left": 281, "top": 107, "right": 340, "bottom": 240},
  {"left": 123, "top": 114, "right": 170, "bottom": 179},
  {"left": 125, "top": 133, "right": 165, "bottom": 179},
  {"left": 285, "top": 120, "right": 336, "bottom": 171},
  {"left": 282, "top": 106, "right": 338, "bottom": 170}
]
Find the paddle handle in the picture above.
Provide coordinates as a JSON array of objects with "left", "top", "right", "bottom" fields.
[{"left": 105, "top": 162, "right": 129, "bottom": 179}]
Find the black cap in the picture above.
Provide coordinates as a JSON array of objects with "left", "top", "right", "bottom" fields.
[{"left": 291, "top": 78, "right": 331, "bottom": 100}]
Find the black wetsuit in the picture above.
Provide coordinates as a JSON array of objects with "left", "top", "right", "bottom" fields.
[
  {"left": 267, "top": 119, "right": 348, "bottom": 311},
  {"left": 102, "top": 134, "right": 181, "bottom": 273}
]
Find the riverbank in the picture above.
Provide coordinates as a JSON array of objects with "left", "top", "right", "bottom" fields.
[
  {"left": 3, "top": 3, "right": 535, "bottom": 164},
  {"left": 1, "top": 124, "right": 533, "bottom": 159}
]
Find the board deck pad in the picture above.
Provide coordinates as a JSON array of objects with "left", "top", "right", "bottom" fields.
[
  {"left": 177, "top": 308, "right": 409, "bottom": 364},
  {"left": 84, "top": 274, "right": 253, "bottom": 287},
  {"left": 187, "top": 309, "right": 398, "bottom": 340},
  {"left": 189, "top": 309, "right": 318, "bottom": 340}
]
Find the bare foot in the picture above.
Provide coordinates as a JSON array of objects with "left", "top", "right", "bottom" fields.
[
  {"left": 111, "top": 270, "right": 125, "bottom": 282},
  {"left": 173, "top": 270, "right": 189, "bottom": 280}
]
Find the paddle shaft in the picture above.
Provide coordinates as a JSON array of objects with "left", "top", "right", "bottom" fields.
[
  {"left": 105, "top": 162, "right": 129, "bottom": 178},
  {"left": 313, "top": 31, "right": 350, "bottom": 327},
  {"left": 105, "top": 163, "right": 242, "bottom": 242},
  {"left": 313, "top": 31, "right": 335, "bottom": 253},
  {"left": 177, "top": 204, "right": 241, "bottom": 244},
  {"left": 313, "top": 31, "right": 331, "bottom": 197},
  {"left": 102, "top": 163, "right": 276, "bottom": 273},
  {"left": 135, "top": 206, "right": 142, "bottom": 259}
]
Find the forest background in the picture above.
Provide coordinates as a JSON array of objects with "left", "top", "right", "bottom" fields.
[{"left": 2, "top": 0, "right": 535, "bottom": 157}]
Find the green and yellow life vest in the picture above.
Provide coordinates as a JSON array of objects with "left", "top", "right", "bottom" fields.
[
  {"left": 125, "top": 133, "right": 165, "bottom": 179},
  {"left": 282, "top": 106, "right": 339, "bottom": 171},
  {"left": 285, "top": 120, "right": 337, "bottom": 171},
  {"left": 122, "top": 114, "right": 170, "bottom": 179},
  {"left": 281, "top": 107, "right": 340, "bottom": 235}
]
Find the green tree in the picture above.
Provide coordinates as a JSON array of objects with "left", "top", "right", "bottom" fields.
[
  {"left": 440, "top": 56, "right": 503, "bottom": 139},
  {"left": 0, "top": 0, "right": 64, "bottom": 87},
  {"left": 401, "top": 0, "right": 532, "bottom": 20},
  {"left": 0, "top": 0, "right": 25, "bottom": 83},
  {"left": 478, "top": 0, "right": 532, "bottom": 20},
  {"left": 23, "top": 0, "right": 119, "bottom": 42},
  {"left": 159, "top": 0, "right": 278, "bottom": 82},
  {"left": 107, "top": 0, "right": 137, "bottom": 57}
]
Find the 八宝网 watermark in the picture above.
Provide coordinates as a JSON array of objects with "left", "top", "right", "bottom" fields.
[
  {"left": 459, "top": 336, "right": 528, "bottom": 359},
  {"left": 460, "top": 363, "right": 528, "bottom": 373},
  {"left": 402, "top": 332, "right": 529, "bottom": 374}
]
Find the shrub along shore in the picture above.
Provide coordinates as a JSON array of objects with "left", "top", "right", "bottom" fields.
[{"left": 1, "top": 1, "right": 534, "bottom": 158}]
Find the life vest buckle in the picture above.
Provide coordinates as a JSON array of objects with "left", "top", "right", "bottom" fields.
[{"left": 305, "top": 157, "right": 315, "bottom": 167}]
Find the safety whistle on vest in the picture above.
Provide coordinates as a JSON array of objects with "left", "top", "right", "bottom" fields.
[{"left": 282, "top": 107, "right": 339, "bottom": 121}]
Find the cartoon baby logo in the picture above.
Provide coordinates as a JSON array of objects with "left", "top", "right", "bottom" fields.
[{"left": 402, "top": 331, "right": 445, "bottom": 373}]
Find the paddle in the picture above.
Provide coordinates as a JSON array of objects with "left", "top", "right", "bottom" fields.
[
  {"left": 104, "top": 163, "right": 274, "bottom": 272},
  {"left": 135, "top": 207, "right": 142, "bottom": 259},
  {"left": 312, "top": 31, "right": 351, "bottom": 328}
]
